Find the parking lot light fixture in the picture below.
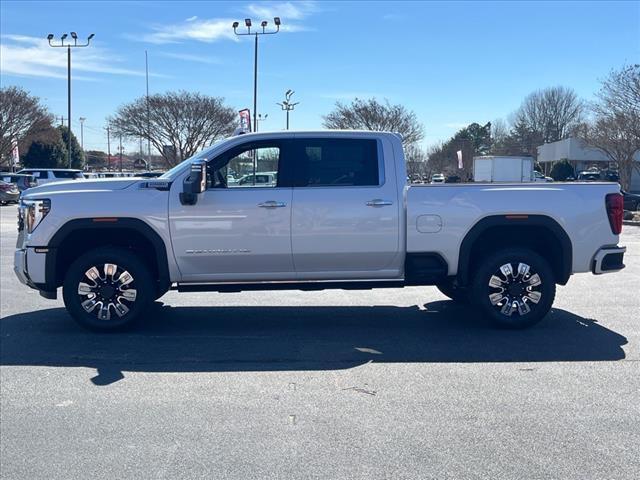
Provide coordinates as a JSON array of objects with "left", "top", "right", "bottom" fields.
[
  {"left": 47, "top": 32, "right": 95, "bottom": 167},
  {"left": 232, "top": 17, "right": 281, "bottom": 133},
  {"left": 277, "top": 90, "right": 299, "bottom": 130}
]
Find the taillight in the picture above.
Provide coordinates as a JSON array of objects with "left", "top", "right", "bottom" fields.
[{"left": 605, "top": 193, "right": 623, "bottom": 234}]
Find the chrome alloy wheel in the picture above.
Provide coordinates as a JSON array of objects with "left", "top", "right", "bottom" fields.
[
  {"left": 488, "top": 262, "right": 542, "bottom": 317},
  {"left": 77, "top": 264, "right": 137, "bottom": 320}
]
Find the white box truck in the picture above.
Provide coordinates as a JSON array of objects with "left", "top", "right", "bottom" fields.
[{"left": 473, "top": 156, "right": 534, "bottom": 182}]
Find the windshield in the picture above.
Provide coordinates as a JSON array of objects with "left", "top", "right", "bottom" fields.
[{"left": 159, "top": 138, "right": 232, "bottom": 179}]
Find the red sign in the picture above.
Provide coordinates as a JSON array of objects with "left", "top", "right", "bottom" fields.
[{"left": 239, "top": 109, "right": 252, "bottom": 133}]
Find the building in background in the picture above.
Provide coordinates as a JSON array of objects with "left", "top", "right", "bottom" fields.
[{"left": 537, "top": 138, "right": 640, "bottom": 191}]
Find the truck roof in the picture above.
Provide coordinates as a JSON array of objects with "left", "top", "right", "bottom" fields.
[{"left": 233, "top": 129, "right": 400, "bottom": 140}]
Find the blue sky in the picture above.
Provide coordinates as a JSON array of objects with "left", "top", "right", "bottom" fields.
[{"left": 1, "top": 0, "right": 639, "bottom": 153}]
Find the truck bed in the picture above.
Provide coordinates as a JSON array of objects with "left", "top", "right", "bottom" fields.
[{"left": 406, "top": 182, "right": 621, "bottom": 275}]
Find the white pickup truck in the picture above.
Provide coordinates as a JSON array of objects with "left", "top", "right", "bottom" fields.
[{"left": 14, "top": 131, "right": 626, "bottom": 331}]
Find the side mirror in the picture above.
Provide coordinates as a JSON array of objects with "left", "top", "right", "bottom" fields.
[{"left": 180, "top": 160, "right": 206, "bottom": 205}]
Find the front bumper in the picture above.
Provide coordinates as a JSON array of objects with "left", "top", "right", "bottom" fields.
[
  {"left": 14, "top": 248, "right": 34, "bottom": 287},
  {"left": 592, "top": 246, "right": 626, "bottom": 274}
]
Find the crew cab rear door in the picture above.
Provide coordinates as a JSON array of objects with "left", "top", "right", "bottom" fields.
[{"left": 290, "top": 135, "right": 402, "bottom": 279}]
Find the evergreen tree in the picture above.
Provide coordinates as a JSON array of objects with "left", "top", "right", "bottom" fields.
[
  {"left": 57, "top": 125, "right": 85, "bottom": 169},
  {"left": 550, "top": 159, "right": 576, "bottom": 181},
  {"left": 22, "top": 134, "right": 66, "bottom": 168}
]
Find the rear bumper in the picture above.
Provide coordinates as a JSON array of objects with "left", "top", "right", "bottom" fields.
[{"left": 592, "top": 246, "right": 626, "bottom": 274}]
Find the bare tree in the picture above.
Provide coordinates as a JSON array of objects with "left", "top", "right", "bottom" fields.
[
  {"left": 594, "top": 64, "right": 640, "bottom": 129},
  {"left": 0, "top": 86, "right": 52, "bottom": 166},
  {"left": 404, "top": 144, "right": 429, "bottom": 181},
  {"left": 426, "top": 141, "right": 452, "bottom": 177},
  {"left": 514, "top": 86, "right": 584, "bottom": 144},
  {"left": 110, "top": 91, "right": 237, "bottom": 166},
  {"left": 577, "top": 65, "right": 640, "bottom": 190},
  {"left": 322, "top": 98, "right": 424, "bottom": 146}
]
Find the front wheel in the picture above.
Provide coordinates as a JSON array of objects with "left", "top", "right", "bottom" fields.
[
  {"left": 470, "top": 248, "right": 556, "bottom": 329},
  {"left": 63, "top": 247, "right": 154, "bottom": 331}
]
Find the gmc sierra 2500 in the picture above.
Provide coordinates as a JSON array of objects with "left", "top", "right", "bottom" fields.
[{"left": 14, "top": 131, "right": 626, "bottom": 331}]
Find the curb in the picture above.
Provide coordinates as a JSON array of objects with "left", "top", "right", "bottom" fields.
[{"left": 623, "top": 221, "right": 640, "bottom": 226}]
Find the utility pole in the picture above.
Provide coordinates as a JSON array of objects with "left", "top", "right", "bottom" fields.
[
  {"left": 232, "top": 17, "right": 281, "bottom": 133},
  {"left": 119, "top": 135, "right": 123, "bottom": 173},
  {"left": 47, "top": 32, "right": 94, "bottom": 168},
  {"left": 79, "top": 117, "right": 86, "bottom": 151},
  {"left": 106, "top": 125, "right": 111, "bottom": 171},
  {"left": 277, "top": 89, "right": 299, "bottom": 130}
]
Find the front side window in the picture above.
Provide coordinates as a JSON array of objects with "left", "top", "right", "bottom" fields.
[
  {"left": 209, "top": 144, "right": 281, "bottom": 189},
  {"left": 291, "top": 138, "right": 380, "bottom": 187}
]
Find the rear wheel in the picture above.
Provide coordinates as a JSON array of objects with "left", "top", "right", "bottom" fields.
[
  {"left": 470, "top": 248, "right": 555, "bottom": 329},
  {"left": 62, "top": 247, "right": 154, "bottom": 331}
]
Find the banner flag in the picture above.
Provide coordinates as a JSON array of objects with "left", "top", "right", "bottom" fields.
[{"left": 239, "top": 109, "right": 252, "bottom": 133}]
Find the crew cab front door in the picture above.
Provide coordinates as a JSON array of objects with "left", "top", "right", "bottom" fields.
[{"left": 169, "top": 141, "right": 294, "bottom": 282}]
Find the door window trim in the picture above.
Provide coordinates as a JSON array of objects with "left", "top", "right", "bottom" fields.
[
  {"left": 289, "top": 137, "right": 385, "bottom": 189},
  {"left": 204, "top": 139, "right": 293, "bottom": 189}
]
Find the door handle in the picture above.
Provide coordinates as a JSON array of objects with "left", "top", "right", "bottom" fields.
[
  {"left": 258, "top": 201, "right": 287, "bottom": 208},
  {"left": 366, "top": 199, "right": 393, "bottom": 207}
]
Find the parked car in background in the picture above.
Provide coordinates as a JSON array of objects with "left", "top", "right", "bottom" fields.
[
  {"left": 0, "top": 173, "right": 37, "bottom": 192},
  {"left": 0, "top": 180, "right": 20, "bottom": 204},
  {"left": 430, "top": 173, "right": 445, "bottom": 184},
  {"left": 577, "top": 171, "right": 602, "bottom": 181},
  {"left": 17, "top": 169, "right": 85, "bottom": 185},
  {"left": 236, "top": 172, "right": 278, "bottom": 186},
  {"left": 533, "top": 171, "right": 553, "bottom": 182},
  {"left": 136, "top": 172, "right": 164, "bottom": 178},
  {"left": 445, "top": 175, "right": 461, "bottom": 183},
  {"left": 622, "top": 190, "right": 640, "bottom": 211}
]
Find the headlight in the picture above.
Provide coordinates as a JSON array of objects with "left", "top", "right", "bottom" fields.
[{"left": 19, "top": 199, "right": 51, "bottom": 234}]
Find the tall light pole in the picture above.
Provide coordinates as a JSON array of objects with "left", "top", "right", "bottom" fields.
[
  {"left": 145, "top": 50, "right": 151, "bottom": 171},
  {"left": 277, "top": 89, "right": 299, "bottom": 130},
  {"left": 232, "top": 17, "right": 280, "bottom": 133},
  {"left": 47, "top": 32, "right": 94, "bottom": 168}
]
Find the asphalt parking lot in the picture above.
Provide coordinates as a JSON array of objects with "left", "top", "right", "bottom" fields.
[{"left": 1, "top": 203, "right": 639, "bottom": 480}]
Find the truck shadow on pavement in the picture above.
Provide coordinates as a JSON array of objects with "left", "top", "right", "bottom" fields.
[{"left": 0, "top": 301, "right": 628, "bottom": 386}]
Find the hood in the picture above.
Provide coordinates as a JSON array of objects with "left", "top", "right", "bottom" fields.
[{"left": 23, "top": 178, "right": 140, "bottom": 198}]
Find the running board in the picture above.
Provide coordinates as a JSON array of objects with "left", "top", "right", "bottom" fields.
[{"left": 174, "top": 280, "right": 406, "bottom": 293}]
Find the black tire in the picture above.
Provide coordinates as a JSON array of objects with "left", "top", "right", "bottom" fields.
[
  {"left": 470, "top": 248, "right": 555, "bottom": 329},
  {"left": 436, "top": 279, "right": 468, "bottom": 303},
  {"left": 62, "top": 247, "right": 154, "bottom": 331}
]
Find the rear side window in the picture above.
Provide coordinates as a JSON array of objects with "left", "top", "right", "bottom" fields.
[
  {"left": 53, "top": 171, "right": 84, "bottom": 179},
  {"left": 291, "top": 138, "right": 380, "bottom": 187}
]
